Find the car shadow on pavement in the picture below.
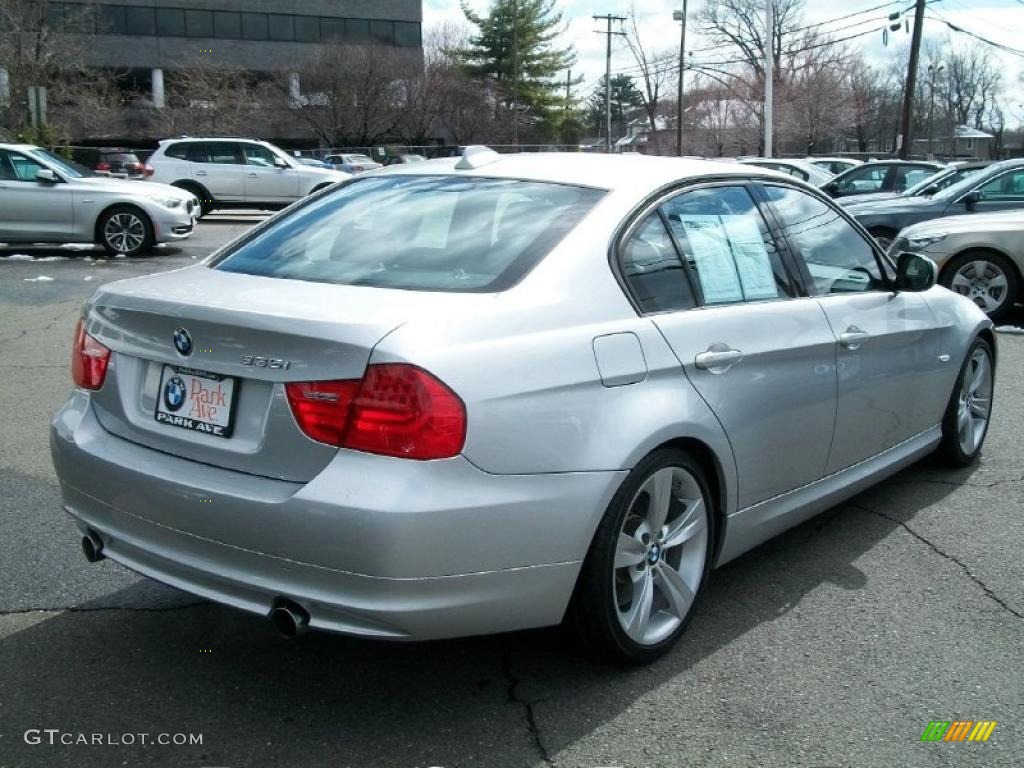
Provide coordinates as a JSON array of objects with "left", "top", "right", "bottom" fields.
[{"left": 1, "top": 459, "right": 988, "bottom": 768}]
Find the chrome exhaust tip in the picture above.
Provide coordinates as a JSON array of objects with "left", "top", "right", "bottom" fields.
[
  {"left": 81, "top": 531, "right": 105, "bottom": 563},
  {"left": 270, "top": 601, "right": 309, "bottom": 639}
]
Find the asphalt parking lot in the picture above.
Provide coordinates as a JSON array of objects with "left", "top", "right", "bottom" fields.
[{"left": 1, "top": 215, "right": 1022, "bottom": 768}]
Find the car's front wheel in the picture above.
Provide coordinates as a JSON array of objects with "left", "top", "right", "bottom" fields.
[
  {"left": 941, "top": 251, "right": 1019, "bottom": 322},
  {"left": 571, "top": 448, "right": 714, "bottom": 664},
  {"left": 936, "top": 337, "right": 994, "bottom": 466},
  {"left": 97, "top": 206, "right": 154, "bottom": 257}
]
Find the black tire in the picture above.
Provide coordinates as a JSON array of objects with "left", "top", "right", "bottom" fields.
[
  {"left": 940, "top": 250, "right": 1020, "bottom": 323},
  {"left": 569, "top": 448, "right": 715, "bottom": 665},
  {"left": 935, "top": 337, "right": 994, "bottom": 467},
  {"left": 868, "top": 227, "right": 898, "bottom": 252},
  {"left": 96, "top": 205, "right": 154, "bottom": 258}
]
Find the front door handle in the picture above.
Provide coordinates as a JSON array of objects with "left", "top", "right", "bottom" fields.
[
  {"left": 695, "top": 347, "right": 743, "bottom": 371},
  {"left": 839, "top": 326, "right": 870, "bottom": 350},
  {"left": 247, "top": 173, "right": 258, "bottom": 178},
  {"left": 194, "top": 170, "right": 207, "bottom": 177}
]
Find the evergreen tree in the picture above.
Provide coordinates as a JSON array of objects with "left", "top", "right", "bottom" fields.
[
  {"left": 586, "top": 74, "right": 644, "bottom": 139},
  {"left": 459, "top": 0, "right": 577, "bottom": 136}
]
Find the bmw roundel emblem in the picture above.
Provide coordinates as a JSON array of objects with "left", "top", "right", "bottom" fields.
[
  {"left": 173, "top": 327, "right": 192, "bottom": 356},
  {"left": 163, "top": 376, "right": 187, "bottom": 412}
]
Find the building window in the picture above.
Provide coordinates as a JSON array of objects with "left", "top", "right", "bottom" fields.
[
  {"left": 346, "top": 18, "right": 370, "bottom": 43},
  {"left": 241, "top": 12, "right": 268, "bottom": 40},
  {"left": 294, "top": 15, "right": 320, "bottom": 42},
  {"left": 268, "top": 14, "right": 294, "bottom": 41},
  {"left": 156, "top": 8, "right": 185, "bottom": 37},
  {"left": 125, "top": 6, "right": 155, "bottom": 36},
  {"left": 98, "top": 5, "right": 126, "bottom": 35},
  {"left": 213, "top": 11, "right": 241, "bottom": 39},
  {"left": 321, "top": 17, "right": 345, "bottom": 40},
  {"left": 370, "top": 20, "right": 394, "bottom": 45},
  {"left": 185, "top": 9, "right": 213, "bottom": 37},
  {"left": 394, "top": 21, "right": 421, "bottom": 47}
]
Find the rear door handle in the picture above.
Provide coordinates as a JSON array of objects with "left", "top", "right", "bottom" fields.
[
  {"left": 247, "top": 173, "right": 258, "bottom": 178},
  {"left": 194, "top": 170, "right": 207, "bottom": 177},
  {"left": 695, "top": 348, "right": 743, "bottom": 371},
  {"left": 839, "top": 327, "right": 870, "bottom": 350}
]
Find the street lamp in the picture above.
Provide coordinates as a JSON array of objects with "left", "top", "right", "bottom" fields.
[
  {"left": 927, "top": 63, "right": 944, "bottom": 160},
  {"left": 673, "top": 4, "right": 688, "bottom": 157}
]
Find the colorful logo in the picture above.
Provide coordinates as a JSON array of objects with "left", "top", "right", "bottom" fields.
[{"left": 921, "top": 720, "right": 997, "bottom": 742}]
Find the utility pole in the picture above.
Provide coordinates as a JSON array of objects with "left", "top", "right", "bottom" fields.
[
  {"left": 674, "top": 3, "right": 688, "bottom": 157},
  {"left": 594, "top": 14, "right": 626, "bottom": 154},
  {"left": 764, "top": 0, "right": 773, "bottom": 157},
  {"left": 511, "top": 0, "right": 519, "bottom": 146},
  {"left": 898, "top": 0, "right": 926, "bottom": 159}
]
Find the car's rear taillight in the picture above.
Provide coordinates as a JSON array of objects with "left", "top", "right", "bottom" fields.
[
  {"left": 94, "top": 162, "right": 110, "bottom": 172},
  {"left": 142, "top": 163, "right": 154, "bottom": 177},
  {"left": 285, "top": 364, "right": 466, "bottom": 460},
  {"left": 71, "top": 319, "right": 111, "bottom": 390}
]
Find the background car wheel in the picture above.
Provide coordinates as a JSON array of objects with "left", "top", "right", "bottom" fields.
[
  {"left": 97, "top": 205, "right": 154, "bottom": 257},
  {"left": 570, "top": 448, "right": 714, "bottom": 664},
  {"left": 940, "top": 251, "right": 1019, "bottom": 322},
  {"left": 868, "top": 227, "right": 898, "bottom": 252},
  {"left": 935, "top": 337, "right": 994, "bottom": 467},
  {"left": 172, "top": 182, "right": 214, "bottom": 217}
]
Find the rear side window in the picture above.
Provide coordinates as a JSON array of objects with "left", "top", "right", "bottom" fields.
[
  {"left": 213, "top": 176, "right": 603, "bottom": 292},
  {"left": 621, "top": 214, "right": 696, "bottom": 313},
  {"left": 164, "top": 143, "right": 191, "bottom": 160},
  {"left": 661, "top": 186, "right": 794, "bottom": 304}
]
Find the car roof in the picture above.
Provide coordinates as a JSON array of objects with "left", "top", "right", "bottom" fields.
[
  {"left": 0, "top": 143, "right": 41, "bottom": 152},
  {"left": 158, "top": 137, "right": 267, "bottom": 145},
  {"left": 371, "top": 152, "right": 775, "bottom": 192}
]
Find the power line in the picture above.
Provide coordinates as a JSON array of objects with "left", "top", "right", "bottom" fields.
[{"left": 926, "top": 12, "right": 1024, "bottom": 58}]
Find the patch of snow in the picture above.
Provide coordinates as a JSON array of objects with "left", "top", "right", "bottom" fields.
[
  {"left": 35, "top": 256, "right": 68, "bottom": 262},
  {"left": 995, "top": 325, "right": 1024, "bottom": 335},
  {"left": 2, "top": 254, "right": 34, "bottom": 261},
  {"left": 23, "top": 275, "right": 55, "bottom": 282},
  {"left": 61, "top": 243, "right": 97, "bottom": 251},
  {"left": 114, "top": 253, "right": 127, "bottom": 259},
  {"left": 83, "top": 276, "right": 94, "bottom": 281}
]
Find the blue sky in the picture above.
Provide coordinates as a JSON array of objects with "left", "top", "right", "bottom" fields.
[{"left": 424, "top": 0, "right": 1024, "bottom": 122}]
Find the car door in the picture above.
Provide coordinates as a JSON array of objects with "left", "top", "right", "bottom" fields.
[
  {"left": 242, "top": 144, "right": 299, "bottom": 203},
  {"left": 191, "top": 142, "right": 245, "bottom": 202},
  {"left": 625, "top": 183, "right": 838, "bottom": 510},
  {"left": 760, "top": 183, "right": 947, "bottom": 473},
  {"left": 0, "top": 149, "right": 76, "bottom": 240}
]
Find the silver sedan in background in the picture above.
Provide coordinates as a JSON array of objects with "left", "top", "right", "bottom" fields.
[
  {"left": 0, "top": 143, "right": 197, "bottom": 256},
  {"left": 891, "top": 210, "right": 1024, "bottom": 320},
  {"left": 52, "top": 149, "right": 995, "bottom": 663}
]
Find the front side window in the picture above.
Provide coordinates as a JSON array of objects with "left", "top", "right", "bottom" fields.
[
  {"left": 762, "top": 185, "right": 884, "bottom": 295},
  {"left": 244, "top": 145, "right": 278, "bottom": 168},
  {"left": 661, "top": 186, "right": 794, "bottom": 304},
  {"left": 0, "top": 150, "right": 43, "bottom": 181},
  {"left": 838, "top": 165, "right": 887, "bottom": 193},
  {"left": 620, "top": 213, "right": 695, "bottom": 313},
  {"left": 213, "top": 176, "right": 603, "bottom": 292},
  {"left": 977, "top": 169, "right": 1024, "bottom": 201}
]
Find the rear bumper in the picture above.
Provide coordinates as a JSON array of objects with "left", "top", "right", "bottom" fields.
[{"left": 51, "top": 392, "right": 623, "bottom": 640}]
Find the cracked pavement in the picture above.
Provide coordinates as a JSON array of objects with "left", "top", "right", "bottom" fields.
[{"left": 1, "top": 224, "right": 1022, "bottom": 767}]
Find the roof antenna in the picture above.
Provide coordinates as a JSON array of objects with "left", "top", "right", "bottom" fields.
[{"left": 455, "top": 145, "right": 501, "bottom": 170}]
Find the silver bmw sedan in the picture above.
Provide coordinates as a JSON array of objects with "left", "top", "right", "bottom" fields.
[{"left": 51, "top": 149, "right": 995, "bottom": 663}]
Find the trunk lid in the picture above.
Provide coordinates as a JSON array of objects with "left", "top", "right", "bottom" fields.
[{"left": 83, "top": 266, "right": 475, "bottom": 481}]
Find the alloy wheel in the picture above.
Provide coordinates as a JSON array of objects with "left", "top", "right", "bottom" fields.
[
  {"left": 950, "top": 260, "right": 1009, "bottom": 315},
  {"left": 103, "top": 212, "right": 145, "bottom": 254},
  {"left": 613, "top": 466, "right": 708, "bottom": 646},
  {"left": 957, "top": 347, "right": 993, "bottom": 456}
]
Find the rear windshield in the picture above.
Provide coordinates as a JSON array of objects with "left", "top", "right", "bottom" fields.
[{"left": 212, "top": 175, "right": 604, "bottom": 292}]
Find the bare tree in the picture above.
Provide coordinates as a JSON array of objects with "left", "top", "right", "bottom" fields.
[{"left": 624, "top": 5, "right": 674, "bottom": 152}]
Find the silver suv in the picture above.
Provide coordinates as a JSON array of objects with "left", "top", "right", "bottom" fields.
[{"left": 147, "top": 138, "right": 350, "bottom": 216}]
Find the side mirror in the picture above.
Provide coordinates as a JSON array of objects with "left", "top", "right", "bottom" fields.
[
  {"left": 894, "top": 251, "right": 937, "bottom": 293},
  {"left": 35, "top": 168, "right": 58, "bottom": 183},
  {"left": 922, "top": 184, "right": 939, "bottom": 196},
  {"left": 273, "top": 157, "right": 289, "bottom": 169},
  {"left": 964, "top": 189, "right": 982, "bottom": 208}
]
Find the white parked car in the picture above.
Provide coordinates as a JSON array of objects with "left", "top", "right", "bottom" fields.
[
  {"left": 147, "top": 138, "right": 350, "bottom": 216},
  {"left": 0, "top": 143, "right": 198, "bottom": 257}
]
